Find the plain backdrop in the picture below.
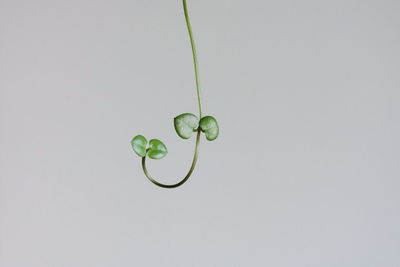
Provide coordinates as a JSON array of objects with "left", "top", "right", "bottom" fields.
[{"left": 1, "top": 0, "right": 399, "bottom": 266}]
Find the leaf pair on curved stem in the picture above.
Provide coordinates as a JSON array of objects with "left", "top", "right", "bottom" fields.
[
  {"left": 174, "top": 113, "right": 219, "bottom": 141},
  {"left": 131, "top": 136, "right": 168, "bottom": 159}
]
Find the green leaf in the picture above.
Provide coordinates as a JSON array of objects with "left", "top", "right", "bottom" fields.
[
  {"left": 131, "top": 135, "right": 147, "bottom": 157},
  {"left": 174, "top": 113, "right": 199, "bottom": 139},
  {"left": 199, "top": 116, "right": 219, "bottom": 141},
  {"left": 147, "top": 139, "right": 168, "bottom": 159}
]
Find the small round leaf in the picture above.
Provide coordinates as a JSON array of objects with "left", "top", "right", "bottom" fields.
[
  {"left": 131, "top": 135, "right": 147, "bottom": 157},
  {"left": 174, "top": 113, "right": 199, "bottom": 139},
  {"left": 199, "top": 116, "right": 219, "bottom": 141},
  {"left": 147, "top": 139, "right": 168, "bottom": 159}
]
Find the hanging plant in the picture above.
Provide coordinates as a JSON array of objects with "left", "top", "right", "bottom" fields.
[{"left": 131, "top": 0, "right": 219, "bottom": 188}]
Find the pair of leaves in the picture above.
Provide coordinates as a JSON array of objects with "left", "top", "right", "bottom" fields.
[
  {"left": 131, "top": 135, "right": 168, "bottom": 159},
  {"left": 174, "top": 113, "right": 219, "bottom": 141}
]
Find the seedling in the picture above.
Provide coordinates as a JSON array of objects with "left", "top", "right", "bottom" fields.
[{"left": 131, "top": 0, "right": 219, "bottom": 188}]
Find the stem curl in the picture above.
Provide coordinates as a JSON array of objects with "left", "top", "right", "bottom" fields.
[{"left": 142, "top": 129, "right": 201, "bottom": 188}]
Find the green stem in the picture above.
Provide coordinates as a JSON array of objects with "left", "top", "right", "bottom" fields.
[
  {"left": 141, "top": 0, "right": 202, "bottom": 188},
  {"left": 183, "top": 0, "right": 202, "bottom": 118}
]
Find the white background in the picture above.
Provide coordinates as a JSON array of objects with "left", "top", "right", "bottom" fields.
[{"left": 1, "top": 0, "right": 399, "bottom": 266}]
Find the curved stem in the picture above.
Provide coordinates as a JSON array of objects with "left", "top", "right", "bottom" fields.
[
  {"left": 183, "top": 0, "right": 202, "bottom": 118},
  {"left": 142, "top": 130, "right": 201, "bottom": 188},
  {"left": 140, "top": 0, "right": 203, "bottom": 189}
]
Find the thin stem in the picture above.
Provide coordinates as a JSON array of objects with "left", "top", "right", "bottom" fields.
[
  {"left": 183, "top": 0, "right": 202, "bottom": 118},
  {"left": 142, "top": 130, "right": 201, "bottom": 188},
  {"left": 140, "top": 0, "right": 203, "bottom": 189}
]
